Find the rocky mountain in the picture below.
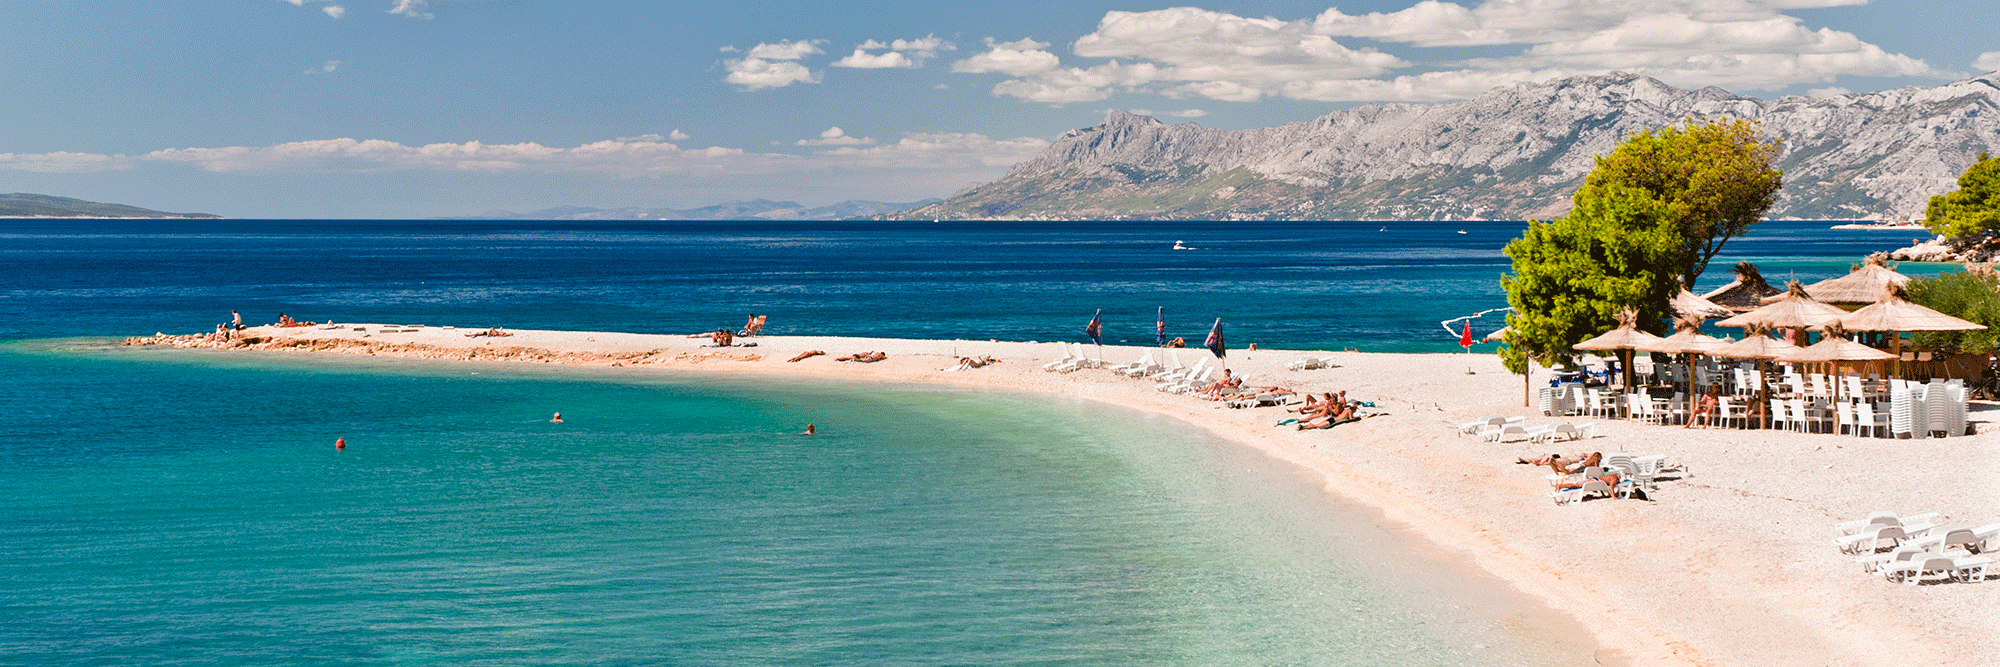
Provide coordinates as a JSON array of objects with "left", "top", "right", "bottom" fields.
[
  {"left": 470, "top": 198, "right": 941, "bottom": 221},
  {"left": 0, "top": 193, "right": 218, "bottom": 218},
  {"left": 891, "top": 71, "right": 2000, "bottom": 221}
]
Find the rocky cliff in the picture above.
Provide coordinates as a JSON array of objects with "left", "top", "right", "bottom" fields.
[{"left": 893, "top": 71, "right": 2000, "bottom": 221}]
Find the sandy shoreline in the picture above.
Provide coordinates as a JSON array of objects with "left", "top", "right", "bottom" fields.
[{"left": 135, "top": 324, "right": 2000, "bottom": 666}]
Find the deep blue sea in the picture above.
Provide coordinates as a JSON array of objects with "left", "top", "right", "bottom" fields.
[{"left": 0, "top": 218, "right": 1937, "bottom": 665}]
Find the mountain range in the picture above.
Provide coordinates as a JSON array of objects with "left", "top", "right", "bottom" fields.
[
  {"left": 890, "top": 71, "right": 2000, "bottom": 222},
  {"left": 467, "top": 198, "right": 941, "bottom": 221},
  {"left": 0, "top": 193, "right": 218, "bottom": 219}
]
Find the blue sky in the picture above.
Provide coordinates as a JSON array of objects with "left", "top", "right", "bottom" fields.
[{"left": 1, "top": 0, "right": 1994, "bottom": 218}]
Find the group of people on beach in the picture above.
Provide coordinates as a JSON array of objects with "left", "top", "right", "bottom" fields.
[
  {"left": 1290, "top": 391, "right": 1369, "bottom": 429},
  {"left": 1517, "top": 451, "right": 1625, "bottom": 492},
  {"left": 464, "top": 327, "right": 512, "bottom": 338}
]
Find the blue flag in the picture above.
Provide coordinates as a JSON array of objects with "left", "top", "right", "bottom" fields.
[
  {"left": 1085, "top": 309, "right": 1102, "bottom": 346},
  {"left": 1155, "top": 307, "right": 1166, "bottom": 347},
  {"left": 1204, "top": 318, "right": 1225, "bottom": 358}
]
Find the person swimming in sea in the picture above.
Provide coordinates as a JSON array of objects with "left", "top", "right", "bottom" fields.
[{"left": 551, "top": 412, "right": 564, "bottom": 423}]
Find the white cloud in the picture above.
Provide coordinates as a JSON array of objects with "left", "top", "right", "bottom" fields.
[
  {"left": 1312, "top": 1, "right": 1949, "bottom": 92},
  {"left": 832, "top": 50, "right": 915, "bottom": 69},
  {"left": 745, "top": 40, "right": 823, "bottom": 61},
  {"left": 889, "top": 35, "right": 954, "bottom": 59},
  {"left": 1166, "top": 109, "right": 1208, "bottom": 118},
  {"left": 2, "top": 132, "right": 1047, "bottom": 182},
  {"left": 669, "top": 129, "right": 690, "bottom": 141},
  {"left": 304, "top": 60, "right": 341, "bottom": 75},
  {"left": 953, "top": 38, "right": 1060, "bottom": 76},
  {"left": 0, "top": 151, "right": 135, "bottom": 173},
  {"left": 322, "top": 5, "right": 344, "bottom": 18},
  {"left": 283, "top": 0, "right": 306, "bottom": 5},
  {"left": 388, "top": 0, "right": 430, "bottom": 19},
  {"left": 1977, "top": 52, "right": 2000, "bottom": 72},
  {"left": 724, "top": 58, "right": 818, "bottom": 90},
  {"left": 796, "top": 127, "right": 873, "bottom": 146},
  {"left": 1807, "top": 86, "right": 1851, "bottom": 98},
  {"left": 968, "top": 3, "right": 1954, "bottom": 106},
  {"left": 831, "top": 35, "right": 954, "bottom": 68}
]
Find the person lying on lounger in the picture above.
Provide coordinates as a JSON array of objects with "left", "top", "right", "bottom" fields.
[
  {"left": 1548, "top": 451, "right": 1602, "bottom": 475},
  {"left": 1554, "top": 470, "right": 1622, "bottom": 491},
  {"left": 1517, "top": 452, "right": 1585, "bottom": 467},
  {"left": 788, "top": 350, "right": 825, "bottom": 362}
]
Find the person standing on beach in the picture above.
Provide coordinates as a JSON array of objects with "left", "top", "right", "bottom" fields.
[{"left": 231, "top": 310, "right": 242, "bottom": 331}]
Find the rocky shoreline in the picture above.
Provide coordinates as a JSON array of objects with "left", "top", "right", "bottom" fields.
[{"left": 1881, "top": 236, "right": 2000, "bottom": 264}]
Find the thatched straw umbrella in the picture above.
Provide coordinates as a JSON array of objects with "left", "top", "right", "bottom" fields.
[
  {"left": 1712, "top": 325, "right": 1802, "bottom": 428},
  {"left": 1767, "top": 255, "right": 1911, "bottom": 309},
  {"left": 1660, "top": 316, "right": 1731, "bottom": 411},
  {"left": 1672, "top": 288, "right": 1735, "bottom": 321},
  {"left": 1574, "top": 307, "right": 1672, "bottom": 394},
  {"left": 1701, "top": 261, "right": 1783, "bottom": 312},
  {"left": 1719, "top": 281, "right": 1848, "bottom": 336},
  {"left": 1837, "top": 283, "right": 1987, "bottom": 377},
  {"left": 1776, "top": 324, "right": 1898, "bottom": 397}
]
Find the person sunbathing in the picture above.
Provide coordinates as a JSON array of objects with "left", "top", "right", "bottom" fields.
[
  {"left": 1517, "top": 452, "right": 1584, "bottom": 467},
  {"left": 788, "top": 350, "right": 825, "bottom": 362},
  {"left": 1167, "top": 337, "right": 1186, "bottom": 348},
  {"left": 710, "top": 329, "right": 735, "bottom": 347},
  {"left": 1549, "top": 451, "right": 1602, "bottom": 475},
  {"left": 1554, "top": 470, "right": 1622, "bottom": 492},
  {"left": 837, "top": 352, "right": 886, "bottom": 362}
]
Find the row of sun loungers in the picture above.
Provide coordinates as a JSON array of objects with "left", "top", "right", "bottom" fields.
[
  {"left": 1457, "top": 416, "right": 1595, "bottom": 444},
  {"left": 1835, "top": 511, "right": 2000, "bottom": 585}
]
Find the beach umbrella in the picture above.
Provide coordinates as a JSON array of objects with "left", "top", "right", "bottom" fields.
[
  {"left": 1672, "top": 288, "right": 1734, "bottom": 321},
  {"left": 1774, "top": 324, "right": 1897, "bottom": 389},
  {"left": 1701, "top": 261, "right": 1784, "bottom": 313},
  {"left": 1659, "top": 316, "right": 1729, "bottom": 407},
  {"left": 1718, "top": 281, "right": 1848, "bottom": 333},
  {"left": 1085, "top": 309, "right": 1103, "bottom": 346},
  {"left": 1204, "top": 318, "right": 1225, "bottom": 358},
  {"left": 1838, "top": 284, "right": 1986, "bottom": 377},
  {"left": 1712, "top": 325, "right": 1803, "bottom": 429},
  {"left": 1771, "top": 256, "right": 1911, "bottom": 308},
  {"left": 1155, "top": 307, "right": 1166, "bottom": 347},
  {"left": 1459, "top": 321, "right": 1473, "bottom": 351},
  {"left": 1573, "top": 307, "right": 1670, "bottom": 392},
  {"left": 1482, "top": 325, "right": 1510, "bottom": 343}
]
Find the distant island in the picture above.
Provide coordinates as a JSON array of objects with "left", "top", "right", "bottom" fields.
[
  {"left": 463, "top": 198, "right": 942, "bottom": 221},
  {"left": 0, "top": 193, "right": 220, "bottom": 219}
]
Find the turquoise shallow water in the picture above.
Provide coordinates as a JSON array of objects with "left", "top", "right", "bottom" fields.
[{"left": 0, "top": 342, "right": 1593, "bottom": 665}]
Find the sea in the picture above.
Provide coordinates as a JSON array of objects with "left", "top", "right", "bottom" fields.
[{"left": 0, "top": 218, "right": 1941, "bottom": 665}]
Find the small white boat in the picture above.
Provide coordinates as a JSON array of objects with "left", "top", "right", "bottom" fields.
[
  {"left": 1172, "top": 240, "right": 1195, "bottom": 250},
  {"left": 1456, "top": 230, "right": 1468, "bottom": 235}
]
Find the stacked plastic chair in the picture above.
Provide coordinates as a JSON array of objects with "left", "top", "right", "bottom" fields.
[{"left": 1890, "top": 386, "right": 1928, "bottom": 439}]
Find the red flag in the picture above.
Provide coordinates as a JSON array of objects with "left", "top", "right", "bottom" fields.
[{"left": 1460, "top": 321, "right": 1473, "bottom": 349}]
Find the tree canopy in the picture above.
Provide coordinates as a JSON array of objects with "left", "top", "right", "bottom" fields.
[
  {"left": 1924, "top": 153, "right": 2000, "bottom": 241},
  {"left": 1576, "top": 117, "right": 1783, "bottom": 289},
  {"left": 1501, "top": 184, "right": 1685, "bottom": 369},
  {"left": 1906, "top": 266, "right": 2000, "bottom": 352}
]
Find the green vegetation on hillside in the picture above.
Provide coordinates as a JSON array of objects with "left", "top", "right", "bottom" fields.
[{"left": 0, "top": 193, "right": 218, "bottom": 218}]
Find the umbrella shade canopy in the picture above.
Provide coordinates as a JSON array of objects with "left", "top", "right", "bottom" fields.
[
  {"left": 1839, "top": 289, "right": 1988, "bottom": 333},
  {"left": 1573, "top": 307, "right": 1675, "bottom": 353},
  {"left": 1702, "top": 261, "right": 1784, "bottom": 312},
  {"left": 1661, "top": 328, "right": 1730, "bottom": 354},
  {"left": 1713, "top": 332, "right": 1801, "bottom": 360},
  {"left": 1672, "top": 289, "right": 1734, "bottom": 320},
  {"left": 1718, "top": 281, "right": 1848, "bottom": 331},
  {"left": 1482, "top": 326, "right": 1510, "bottom": 343},
  {"left": 1774, "top": 336, "right": 1899, "bottom": 364},
  {"left": 1768, "top": 256, "right": 1911, "bottom": 306}
]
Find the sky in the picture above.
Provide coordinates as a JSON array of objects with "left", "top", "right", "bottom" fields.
[{"left": 0, "top": 0, "right": 1995, "bottom": 218}]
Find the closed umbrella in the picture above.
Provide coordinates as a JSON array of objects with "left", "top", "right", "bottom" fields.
[{"left": 1204, "top": 318, "right": 1226, "bottom": 359}]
